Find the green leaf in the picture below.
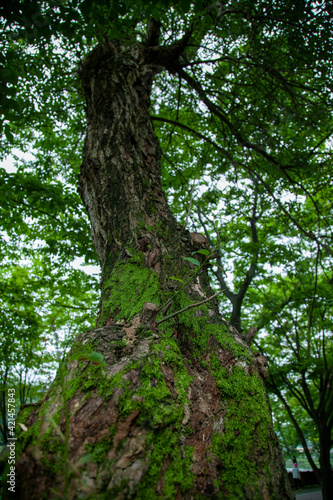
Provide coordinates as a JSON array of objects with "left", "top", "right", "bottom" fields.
[
  {"left": 193, "top": 249, "right": 210, "bottom": 256},
  {"left": 182, "top": 256, "right": 200, "bottom": 266},
  {"left": 178, "top": 0, "right": 192, "bottom": 13},
  {"left": 78, "top": 453, "right": 94, "bottom": 464},
  {"left": 169, "top": 277, "right": 184, "bottom": 283},
  {"left": 4, "top": 124, "right": 14, "bottom": 143},
  {"left": 70, "top": 351, "right": 105, "bottom": 365},
  {"left": 86, "top": 351, "right": 105, "bottom": 365}
]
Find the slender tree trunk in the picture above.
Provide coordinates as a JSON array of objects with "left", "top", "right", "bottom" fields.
[
  {"left": 15, "top": 39, "right": 292, "bottom": 499},
  {"left": 267, "top": 377, "right": 333, "bottom": 500},
  {"left": 318, "top": 424, "right": 333, "bottom": 500}
]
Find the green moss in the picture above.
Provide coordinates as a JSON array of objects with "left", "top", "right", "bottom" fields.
[
  {"left": 111, "top": 352, "right": 189, "bottom": 429},
  {"left": 136, "top": 429, "right": 194, "bottom": 500},
  {"left": 17, "top": 405, "right": 38, "bottom": 422},
  {"left": 209, "top": 358, "right": 271, "bottom": 497},
  {"left": 104, "top": 479, "right": 133, "bottom": 500},
  {"left": 163, "top": 445, "right": 194, "bottom": 498},
  {"left": 84, "top": 432, "right": 115, "bottom": 464},
  {"left": 153, "top": 338, "right": 183, "bottom": 368},
  {"left": 98, "top": 359, "right": 141, "bottom": 400},
  {"left": 16, "top": 410, "right": 42, "bottom": 456},
  {"left": 90, "top": 337, "right": 195, "bottom": 497},
  {"left": 167, "top": 289, "right": 251, "bottom": 362},
  {"left": 138, "top": 219, "right": 154, "bottom": 231},
  {"left": 158, "top": 291, "right": 272, "bottom": 497},
  {"left": 99, "top": 254, "right": 161, "bottom": 326},
  {"left": 16, "top": 255, "right": 274, "bottom": 499},
  {"left": 16, "top": 350, "right": 106, "bottom": 477}
]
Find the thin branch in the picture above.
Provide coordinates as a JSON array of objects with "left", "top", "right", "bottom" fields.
[
  {"left": 156, "top": 246, "right": 218, "bottom": 314},
  {"left": 176, "top": 75, "right": 181, "bottom": 121},
  {"left": 156, "top": 291, "right": 223, "bottom": 325},
  {"left": 160, "top": 150, "right": 187, "bottom": 184},
  {"left": 177, "top": 67, "right": 282, "bottom": 167},
  {"left": 52, "top": 303, "right": 91, "bottom": 311},
  {"left": 308, "top": 245, "right": 320, "bottom": 357},
  {"left": 183, "top": 179, "right": 196, "bottom": 229},
  {"left": 34, "top": 300, "right": 91, "bottom": 311},
  {"left": 151, "top": 115, "right": 241, "bottom": 167},
  {"left": 234, "top": 184, "right": 260, "bottom": 304},
  {"left": 282, "top": 167, "right": 333, "bottom": 233},
  {"left": 155, "top": 115, "right": 333, "bottom": 257},
  {"left": 10, "top": 198, "right": 65, "bottom": 227},
  {"left": 197, "top": 207, "right": 235, "bottom": 303},
  {"left": 267, "top": 376, "right": 319, "bottom": 475},
  {"left": 249, "top": 168, "right": 333, "bottom": 257}
]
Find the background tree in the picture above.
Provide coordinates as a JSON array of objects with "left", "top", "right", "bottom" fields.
[{"left": 254, "top": 261, "right": 333, "bottom": 495}]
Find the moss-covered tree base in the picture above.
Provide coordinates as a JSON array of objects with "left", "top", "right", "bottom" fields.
[{"left": 15, "top": 313, "right": 292, "bottom": 499}]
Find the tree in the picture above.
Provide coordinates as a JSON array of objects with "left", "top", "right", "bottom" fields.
[
  {"left": 179, "top": 159, "right": 333, "bottom": 495},
  {"left": 14, "top": 27, "right": 290, "bottom": 500},
  {"left": 255, "top": 262, "right": 333, "bottom": 497},
  {"left": 1, "top": 0, "right": 332, "bottom": 498},
  {"left": 148, "top": 7, "right": 333, "bottom": 492}
]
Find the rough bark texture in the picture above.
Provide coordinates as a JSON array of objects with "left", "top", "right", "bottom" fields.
[
  {"left": 317, "top": 424, "right": 333, "bottom": 500},
  {"left": 15, "top": 39, "right": 293, "bottom": 499}
]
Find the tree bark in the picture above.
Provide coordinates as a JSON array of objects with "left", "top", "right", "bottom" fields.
[
  {"left": 318, "top": 422, "right": 333, "bottom": 500},
  {"left": 15, "top": 39, "right": 293, "bottom": 499}
]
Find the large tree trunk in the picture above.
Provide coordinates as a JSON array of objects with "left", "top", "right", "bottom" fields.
[{"left": 15, "top": 39, "right": 292, "bottom": 499}]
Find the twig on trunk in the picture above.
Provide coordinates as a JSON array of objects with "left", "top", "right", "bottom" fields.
[{"left": 156, "top": 291, "right": 223, "bottom": 325}]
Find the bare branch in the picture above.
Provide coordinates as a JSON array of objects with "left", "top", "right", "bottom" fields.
[
  {"left": 183, "top": 179, "right": 196, "bottom": 229},
  {"left": 156, "top": 291, "right": 223, "bottom": 325}
]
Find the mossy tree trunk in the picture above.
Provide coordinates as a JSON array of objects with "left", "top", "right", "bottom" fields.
[{"left": 15, "top": 37, "right": 293, "bottom": 500}]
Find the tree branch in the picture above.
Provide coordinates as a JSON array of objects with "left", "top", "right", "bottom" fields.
[
  {"left": 10, "top": 198, "right": 65, "bottom": 227},
  {"left": 197, "top": 207, "right": 236, "bottom": 304},
  {"left": 151, "top": 115, "right": 240, "bottom": 167},
  {"left": 249, "top": 168, "right": 333, "bottom": 257},
  {"left": 156, "top": 291, "right": 222, "bottom": 325},
  {"left": 176, "top": 67, "right": 283, "bottom": 167},
  {"left": 234, "top": 184, "right": 260, "bottom": 304}
]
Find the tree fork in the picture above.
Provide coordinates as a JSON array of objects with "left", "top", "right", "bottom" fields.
[{"left": 15, "top": 38, "right": 293, "bottom": 499}]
